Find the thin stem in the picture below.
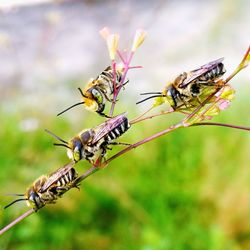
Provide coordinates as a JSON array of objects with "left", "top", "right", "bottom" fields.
[
  {"left": 0, "top": 209, "right": 34, "bottom": 235},
  {"left": 109, "top": 51, "right": 134, "bottom": 117},
  {"left": 75, "top": 166, "right": 99, "bottom": 184},
  {"left": 102, "top": 122, "right": 183, "bottom": 166},
  {"left": 130, "top": 106, "right": 155, "bottom": 124},
  {"left": 225, "top": 46, "right": 250, "bottom": 83},
  {"left": 128, "top": 66, "right": 143, "bottom": 70},
  {"left": 109, "top": 60, "right": 117, "bottom": 117},
  {"left": 117, "top": 50, "right": 126, "bottom": 64},
  {"left": 192, "top": 122, "right": 250, "bottom": 131},
  {"left": 131, "top": 108, "right": 174, "bottom": 125}
]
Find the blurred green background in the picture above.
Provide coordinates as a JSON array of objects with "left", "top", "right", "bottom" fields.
[{"left": 0, "top": 0, "right": 250, "bottom": 250}]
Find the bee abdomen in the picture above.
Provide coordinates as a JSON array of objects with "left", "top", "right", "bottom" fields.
[
  {"left": 199, "top": 63, "right": 225, "bottom": 81},
  {"left": 101, "top": 69, "right": 123, "bottom": 85},
  {"left": 57, "top": 168, "right": 77, "bottom": 187},
  {"left": 106, "top": 117, "right": 130, "bottom": 142}
]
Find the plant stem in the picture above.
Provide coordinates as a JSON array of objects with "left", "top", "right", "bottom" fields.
[
  {"left": 75, "top": 165, "right": 100, "bottom": 184},
  {"left": 130, "top": 108, "right": 174, "bottom": 125},
  {"left": 102, "top": 122, "right": 183, "bottom": 166},
  {"left": 109, "top": 51, "right": 134, "bottom": 117},
  {"left": 0, "top": 209, "right": 34, "bottom": 235},
  {"left": 192, "top": 122, "right": 250, "bottom": 131},
  {"left": 225, "top": 46, "right": 250, "bottom": 83}
]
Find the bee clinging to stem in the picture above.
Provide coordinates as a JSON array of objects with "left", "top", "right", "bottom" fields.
[
  {"left": 4, "top": 163, "right": 79, "bottom": 211},
  {"left": 57, "top": 66, "right": 128, "bottom": 118},
  {"left": 137, "top": 58, "right": 226, "bottom": 110},
  {"left": 45, "top": 112, "right": 130, "bottom": 164}
]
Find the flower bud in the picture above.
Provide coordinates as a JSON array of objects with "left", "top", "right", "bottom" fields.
[
  {"left": 99, "top": 27, "right": 119, "bottom": 60},
  {"left": 220, "top": 85, "right": 235, "bottom": 101},
  {"left": 131, "top": 29, "right": 147, "bottom": 52},
  {"left": 107, "top": 34, "right": 119, "bottom": 60}
]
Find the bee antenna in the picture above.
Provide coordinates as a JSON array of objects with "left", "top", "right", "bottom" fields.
[
  {"left": 53, "top": 143, "right": 71, "bottom": 149},
  {"left": 57, "top": 102, "right": 85, "bottom": 116},
  {"left": 4, "top": 198, "right": 27, "bottom": 209},
  {"left": 140, "top": 92, "right": 162, "bottom": 95},
  {"left": 78, "top": 87, "right": 88, "bottom": 98},
  {"left": 3, "top": 193, "right": 24, "bottom": 196},
  {"left": 44, "top": 129, "right": 68, "bottom": 144},
  {"left": 136, "top": 95, "right": 164, "bottom": 105}
]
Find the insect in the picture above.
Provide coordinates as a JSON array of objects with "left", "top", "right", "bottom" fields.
[
  {"left": 137, "top": 58, "right": 226, "bottom": 110},
  {"left": 4, "top": 163, "right": 79, "bottom": 211},
  {"left": 46, "top": 112, "right": 130, "bottom": 164},
  {"left": 57, "top": 66, "right": 127, "bottom": 117}
]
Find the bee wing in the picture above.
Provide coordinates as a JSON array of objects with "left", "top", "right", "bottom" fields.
[
  {"left": 179, "top": 58, "right": 224, "bottom": 88},
  {"left": 91, "top": 112, "right": 128, "bottom": 144},
  {"left": 39, "top": 162, "right": 74, "bottom": 193}
]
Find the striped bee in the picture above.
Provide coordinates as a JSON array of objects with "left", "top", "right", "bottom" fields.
[
  {"left": 57, "top": 66, "right": 127, "bottom": 118},
  {"left": 46, "top": 112, "right": 130, "bottom": 164},
  {"left": 4, "top": 163, "right": 79, "bottom": 211},
  {"left": 137, "top": 58, "right": 226, "bottom": 110}
]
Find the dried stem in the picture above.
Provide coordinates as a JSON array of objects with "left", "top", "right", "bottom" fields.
[{"left": 0, "top": 209, "right": 34, "bottom": 235}]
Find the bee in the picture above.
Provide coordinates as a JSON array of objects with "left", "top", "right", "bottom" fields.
[
  {"left": 57, "top": 66, "right": 127, "bottom": 118},
  {"left": 4, "top": 163, "right": 79, "bottom": 211},
  {"left": 46, "top": 112, "right": 130, "bottom": 164},
  {"left": 137, "top": 58, "right": 226, "bottom": 110}
]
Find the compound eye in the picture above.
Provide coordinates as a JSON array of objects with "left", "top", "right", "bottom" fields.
[
  {"left": 166, "top": 89, "right": 172, "bottom": 96},
  {"left": 27, "top": 192, "right": 40, "bottom": 210},
  {"left": 92, "top": 89, "right": 103, "bottom": 103},
  {"left": 73, "top": 148, "right": 81, "bottom": 162}
]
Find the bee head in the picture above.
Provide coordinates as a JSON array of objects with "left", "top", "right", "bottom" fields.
[
  {"left": 164, "top": 85, "right": 178, "bottom": 108},
  {"left": 27, "top": 190, "right": 43, "bottom": 211},
  {"left": 68, "top": 137, "right": 83, "bottom": 162}
]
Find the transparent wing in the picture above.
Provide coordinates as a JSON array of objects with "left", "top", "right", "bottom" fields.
[
  {"left": 91, "top": 112, "right": 128, "bottom": 144},
  {"left": 39, "top": 162, "right": 74, "bottom": 192},
  {"left": 179, "top": 58, "right": 224, "bottom": 88}
]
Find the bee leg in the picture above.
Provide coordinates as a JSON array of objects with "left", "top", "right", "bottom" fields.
[
  {"left": 100, "top": 145, "right": 107, "bottom": 156},
  {"left": 117, "top": 79, "right": 129, "bottom": 89},
  {"left": 55, "top": 187, "right": 68, "bottom": 196},
  {"left": 109, "top": 142, "right": 131, "bottom": 146},
  {"left": 196, "top": 96, "right": 202, "bottom": 104},
  {"left": 97, "top": 154, "right": 106, "bottom": 167},
  {"left": 197, "top": 80, "right": 215, "bottom": 86},
  {"left": 102, "top": 91, "right": 113, "bottom": 102},
  {"left": 99, "top": 112, "right": 111, "bottom": 118},
  {"left": 110, "top": 98, "right": 119, "bottom": 103},
  {"left": 178, "top": 94, "right": 190, "bottom": 109}
]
